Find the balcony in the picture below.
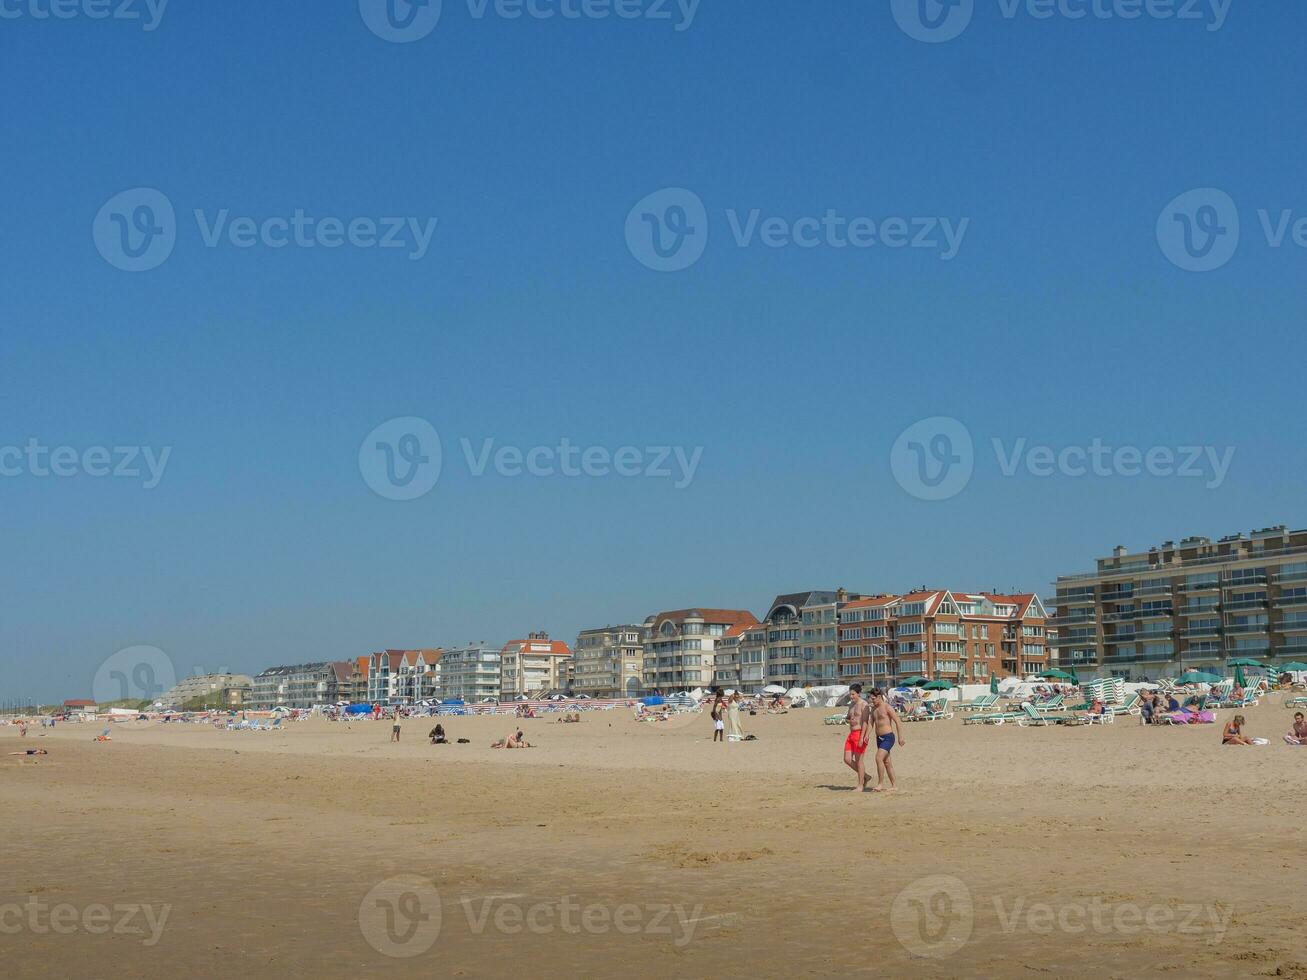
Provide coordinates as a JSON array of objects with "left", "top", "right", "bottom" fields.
[
  {"left": 1224, "top": 575, "right": 1268, "bottom": 588},
  {"left": 1137, "top": 608, "right": 1175, "bottom": 620},
  {"left": 1180, "top": 603, "right": 1221, "bottom": 616},
  {"left": 1181, "top": 626, "right": 1222, "bottom": 638},
  {"left": 1274, "top": 569, "right": 1307, "bottom": 584},
  {"left": 1228, "top": 640, "right": 1271, "bottom": 653},
  {"left": 1138, "top": 584, "right": 1175, "bottom": 596},
  {"left": 1178, "top": 582, "right": 1221, "bottom": 593},
  {"left": 1102, "top": 635, "right": 1137, "bottom": 645},
  {"left": 1051, "top": 634, "right": 1098, "bottom": 647},
  {"left": 1223, "top": 598, "right": 1268, "bottom": 612},
  {"left": 1225, "top": 623, "right": 1269, "bottom": 635},
  {"left": 1276, "top": 620, "right": 1307, "bottom": 634},
  {"left": 1275, "top": 594, "right": 1307, "bottom": 609},
  {"left": 1101, "top": 589, "right": 1136, "bottom": 601},
  {"left": 1101, "top": 610, "right": 1138, "bottom": 623},
  {"left": 1135, "top": 628, "right": 1174, "bottom": 639},
  {"left": 1277, "top": 642, "right": 1307, "bottom": 657}
]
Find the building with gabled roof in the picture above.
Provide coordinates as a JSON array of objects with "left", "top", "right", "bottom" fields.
[{"left": 640, "top": 608, "right": 759, "bottom": 693}]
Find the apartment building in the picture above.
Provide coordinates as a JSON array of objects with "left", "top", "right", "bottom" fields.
[
  {"left": 365, "top": 649, "right": 442, "bottom": 705},
  {"left": 641, "top": 608, "right": 759, "bottom": 692},
  {"left": 837, "top": 591, "right": 1049, "bottom": 685},
  {"left": 438, "top": 644, "right": 502, "bottom": 702},
  {"left": 572, "top": 625, "right": 644, "bottom": 698},
  {"left": 500, "top": 632, "right": 572, "bottom": 698},
  {"left": 251, "top": 662, "right": 351, "bottom": 709},
  {"left": 711, "top": 624, "right": 750, "bottom": 690},
  {"left": 1052, "top": 525, "right": 1307, "bottom": 679},
  {"left": 160, "top": 673, "right": 253, "bottom": 709}
]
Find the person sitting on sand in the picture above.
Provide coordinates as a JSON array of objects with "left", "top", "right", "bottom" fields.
[
  {"left": 1165, "top": 694, "right": 1181, "bottom": 713},
  {"left": 429, "top": 724, "right": 448, "bottom": 745},
  {"left": 1086, "top": 698, "right": 1105, "bottom": 717},
  {"left": 1139, "top": 690, "right": 1157, "bottom": 724},
  {"left": 1223, "top": 715, "right": 1254, "bottom": 745},
  {"left": 493, "top": 730, "right": 532, "bottom": 749},
  {"left": 1285, "top": 712, "right": 1307, "bottom": 746}
]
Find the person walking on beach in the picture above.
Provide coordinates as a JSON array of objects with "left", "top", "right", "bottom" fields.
[
  {"left": 842, "top": 684, "right": 872, "bottom": 791},
  {"left": 869, "top": 688, "right": 904, "bottom": 793},
  {"left": 710, "top": 692, "right": 725, "bottom": 743},
  {"left": 726, "top": 692, "right": 743, "bottom": 741},
  {"left": 391, "top": 708, "right": 402, "bottom": 743}
]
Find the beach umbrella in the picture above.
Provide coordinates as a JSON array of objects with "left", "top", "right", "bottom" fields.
[
  {"left": 1039, "top": 668, "right": 1073, "bottom": 680},
  {"left": 1279, "top": 661, "right": 1307, "bottom": 673},
  {"left": 898, "top": 675, "right": 927, "bottom": 688},
  {"left": 921, "top": 679, "right": 953, "bottom": 691},
  {"left": 1234, "top": 665, "right": 1247, "bottom": 688},
  {"left": 1070, "top": 667, "right": 1081, "bottom": 685},
  {"left": 1226, "top": 658, "right": 1267, "bottom": 668},
  {"left": 1175, "top": 670, "right": 1222, "bottom": 685},
  {"left": 989, "top": 674, "right": 999, "bottom": 694}
]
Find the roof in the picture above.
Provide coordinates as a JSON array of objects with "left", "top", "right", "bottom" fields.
[
  {"left": 648, "top": 609, "right": 759, "bottom": 628},
  {"left": 63, "top": 699, "right": 96, "bottom": 707},
  {"left": 502, "top": 639, "right": 572, "bottom": 656},
  {"left": 841, "top": 595, "right": 901, "bottom": 610},
  {"left": 255, "top": 662, "right": 338, "bottom": 677},
  {"left": 331, "top": 661, "right": 353, "bottom": 683}
]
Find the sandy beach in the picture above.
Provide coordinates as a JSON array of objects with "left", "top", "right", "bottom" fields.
[{"left": 3, "top": 701, "right": 1305, "bottom": 979}]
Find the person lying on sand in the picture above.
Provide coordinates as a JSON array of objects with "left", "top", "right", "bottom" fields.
[
  {"left": 491, "top": 731, "right": 534, "bottom": 749},
  {"left": 1285, "top": 712, "right": 1307, "bottom": 746},
  {"left": 1223, "top": 715, "right": 1254, "bottom": 745},
  {"left": 9, "top": 748, "right": 48, "bottom": 755}
]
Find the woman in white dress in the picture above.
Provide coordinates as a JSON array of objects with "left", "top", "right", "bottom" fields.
[{"left": 726, "top": 692, "right": 744, "bottom": 741}]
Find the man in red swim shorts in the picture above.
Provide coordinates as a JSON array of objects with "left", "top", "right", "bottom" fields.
[{"left": 842, "top": 683, "right": 873, "bottom": 791}]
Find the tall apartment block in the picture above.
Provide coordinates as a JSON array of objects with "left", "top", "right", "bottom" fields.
[
  {"left": 499, "top": 631, "right": 572, "bottom": 698},
  {"left": 1052, "top": 525, "right": 1307, "bottom": 679},
  {"left": 438, "top": 644, "right": 502, "bottom": 702},
  {"left": 641, "top": 608, "right": 759, "bottom": 692},
  {"left": 837, "top": 591, "right": 1049, "bottom": 685},
  {"left": 572, "top": 625, "right": 644, "bottom": 698}
]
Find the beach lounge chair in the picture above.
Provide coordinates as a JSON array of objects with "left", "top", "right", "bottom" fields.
[
  {"left": 903, "top": 699, "right": 953, "bottom": 722},
  {"left": 963, "top": 706, "right": 1028, "bottom": 726},
  {"left": 959, "top": 693, "right": 998, "bottom": 713},
  {"left": 1285, "top": 695, "right": 1307, "bottom": 709},
  {"left": 1106, "top": 692, "right": 1142, "bottom": 718},
  {"left": 1032, "top": 694, "right": 1065, "bottom": 712},
  {"left": 824, "top": 713, "right": 848, "bottom": 726},
  {"left": 1016, "top": 703, "right": 1074, "bottom": 727}
]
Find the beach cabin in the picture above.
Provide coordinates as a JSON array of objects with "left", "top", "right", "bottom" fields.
[{"left": 62, "top": 698, "right": 97, "bottom": 720}]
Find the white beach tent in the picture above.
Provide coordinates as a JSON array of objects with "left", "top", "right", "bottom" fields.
[
  {"left": 807, "top": 685, "right": 850, "bottom": 708},
  {"left": 762, "top": 684, "right": 787, "bottom": 695}
]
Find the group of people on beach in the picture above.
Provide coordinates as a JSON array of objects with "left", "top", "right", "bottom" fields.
[
  {"left": 841, "top": 684, "right": 904, "bottom": 793},
  {"left": 708, "top": 691, "right": 745, "bottom": 742}
]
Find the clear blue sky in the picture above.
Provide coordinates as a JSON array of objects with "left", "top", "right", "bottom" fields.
[{"left": 2, "top": 1, "right": 1304, "bottom": 701}]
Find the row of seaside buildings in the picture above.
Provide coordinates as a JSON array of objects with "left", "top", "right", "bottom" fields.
[{"left": 173, "top": 525, "right": 1307, "bottom": 710}]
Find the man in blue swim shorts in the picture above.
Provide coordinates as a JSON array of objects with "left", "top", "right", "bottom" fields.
[{"left": 868, "top": 688, "right": 904, "bottom": 793}]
